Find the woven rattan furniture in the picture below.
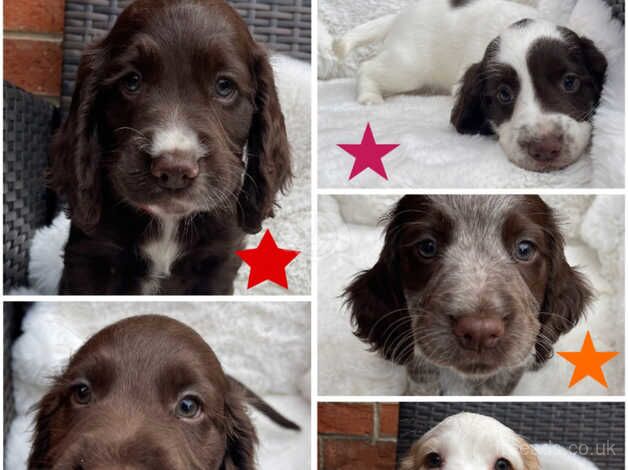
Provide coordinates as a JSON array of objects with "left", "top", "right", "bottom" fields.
[
  {"left": 395, "top": 402, "right": 625, "bottom": 469},
  {"left": 3, "top": 84, "right": 58, "bottom": 292}
]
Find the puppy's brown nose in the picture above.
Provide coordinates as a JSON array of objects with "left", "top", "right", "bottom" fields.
[
  {"left": 151, "top": 153, "right": 199, "bottom": 190},
  {"left": 525, "top": 134, "right": 563, "bottom": 162},
  {"left": 453, "top": 316, "right": 505, "bottom": 351}
]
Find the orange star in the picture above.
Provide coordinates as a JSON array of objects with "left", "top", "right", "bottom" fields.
[{"left": 557, "top": 332, "right": 619, "bottom": 388}]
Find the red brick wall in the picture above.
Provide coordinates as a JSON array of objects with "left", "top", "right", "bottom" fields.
[
  {"left": 319, "top": 403, "right": 399, "bottom": 470},
  {"left": 4, "top": 0, "right": 65, "bottom": 102}
]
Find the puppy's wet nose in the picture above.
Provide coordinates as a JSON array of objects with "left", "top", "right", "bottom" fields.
[
  {"left": 525, "top": 134, "right": 563, "bottom": 162},
  {"left": 454, "top": 316, "right": 505, "bottom": 351},
  {"left": 151, "top": 153, "right": 199, "bottom": 190}
]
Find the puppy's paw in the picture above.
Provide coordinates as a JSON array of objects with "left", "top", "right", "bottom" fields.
[{"left": 358, "top": 92, "right": 384, "bottom": 105}]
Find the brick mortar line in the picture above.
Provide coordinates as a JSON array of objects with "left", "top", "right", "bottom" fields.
[
  {"left": 318, "top": 436, "right": 324, "bottom": 470},
  {"left": 373, "top": 403, "right": 380, "bottom": 444},
  {"left": 4, "top": 31, "right": 63, "bottom": 43},
  {"left": 319, "top": 434, "right": 397, "bottom": 443}
]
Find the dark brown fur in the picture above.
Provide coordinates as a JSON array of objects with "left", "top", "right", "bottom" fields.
[
  {"left": 28, "top": 315, "right": 298, "bottom": 469},
  {"left": 50, "top": 0, "right": 292, "bottom": 294}
]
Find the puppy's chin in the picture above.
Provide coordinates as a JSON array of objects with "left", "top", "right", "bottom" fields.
[
  {"left": 138, "top": 200, "right": 199, "bottom": 218},
  {"left": 503, "top": 148, "right": 580, "bottom": 173},
  {"left": 416, "top": 340, "right": 531, "bottom": 378}
]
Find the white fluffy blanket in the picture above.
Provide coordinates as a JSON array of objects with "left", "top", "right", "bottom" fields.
[
  {"left": 17, "top": 54, "right": 311, "bottom": 295},
  {"left": 5, "top": 302, "right": 310, "bottom": 469},
  {"left": 317, "top": 195, "right": 624, "bottom": 395},
  {"left": 317, "top": 0, "right": 624, "bottom": 188}
]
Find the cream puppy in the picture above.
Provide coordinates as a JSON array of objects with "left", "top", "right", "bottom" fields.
[{"left": 401, "top": 413, "right": 600, "bottom": 470}]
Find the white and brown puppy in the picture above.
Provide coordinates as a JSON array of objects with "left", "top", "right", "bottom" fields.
[
  {"left": 335, "top": 0, "right": 607, "bottom": 172},
  {"left": 401, "top": 413, "right": 599, "bottom": 470}
]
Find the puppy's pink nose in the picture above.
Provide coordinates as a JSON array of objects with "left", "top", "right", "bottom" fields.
[
  {"left": 525, "top": 134, "right": 563, "bottom": 162},
  {"left": 151, "top": 154, "right": 199, "bottom": 190},
  {"left": 453, "top": 316, "right": 505, "bottom": 351}
]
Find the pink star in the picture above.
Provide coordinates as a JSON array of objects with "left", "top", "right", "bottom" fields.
[{"left": 337, "top": 123, "right": 399, "bottom": 180}]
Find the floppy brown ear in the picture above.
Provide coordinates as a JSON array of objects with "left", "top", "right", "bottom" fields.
[
  {"left": 344, "top": 199, "right": 414, "bottom": 365},
  {"left": 450, "top": 61, "right": 493, "bottom": 135},
  {"left": 238, "top": 46, "right": 292, "bottom": 234},
  {"left": 222, "top": 385, "right": 258, "bottom": 470},
  {"left": 516, "top": 435, "right": 541, "bottom": 470},
  {"left": 535, "top": 212, "right": 592, "bottom": 365},
  {"left": 48, "top": 44, "right": 106, "bottom": 233},
  {"left": 579, "top": 35, "right": 608, "bottom": 97},
  {"left": 27, "top": 384, "right": 63, "bottom": 469}
]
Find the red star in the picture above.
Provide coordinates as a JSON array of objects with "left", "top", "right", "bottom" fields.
[
  {"left": 337, "top": 122, "right": 399, "bottom": 180},
  {"left": 236, "top": 230, "right": 300, "bottom": 289}
]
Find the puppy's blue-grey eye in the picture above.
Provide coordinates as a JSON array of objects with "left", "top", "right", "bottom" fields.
[
  {"left": 425, "top": 452, "right": 442, "bottom": 468},
  {"left": 515, "top": 240, "right": 535, "bottom": 261},
  {"left": 71, "top": 383, "right": 91, "bottom": 405},
  {"left": 561, "top": 73, "right": 581, "bottom": 93},
  {"left": 495, "top": 458, "right": 512, "bottom": 470},
  {"left": 176, "top": 395, "right": 201, "bottom": 419},
  {"left": 417, "top": 238, "right": 438, "bottom": 258},
  {"left": 123, "top": 72, "right": 142, "bottom": 93},
  {"left": 215, "top": 77, "right": 236, "bottom": 98},
  {"left": 496, "top": 84, "right": 514, "bottom": 104}
]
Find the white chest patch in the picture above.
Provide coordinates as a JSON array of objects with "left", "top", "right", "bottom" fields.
[{"left": 140, "top": 216, "right": 181, "bottom": 294}]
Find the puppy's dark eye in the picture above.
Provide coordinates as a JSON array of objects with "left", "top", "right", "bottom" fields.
[
  {"left": 495, "top": 458, "right": 512, "bottom": 470},
  {"left": 425, "top": 452, "right": 443, "bottom": 468},
  {"left": 561, "top": 73, "right": 581, "bottom": 93},
  {"left": 417, "top": 238, "right": 438, "bottom": 258},
  {"left": 496, "top": 84, "right": 514, "bottom": 104},
  {"left": 176, "top": 395, "right": 201, "bottom": 419},
  {"left": 71, "top": 383, "right": 92, "bottom": 405},
  {"left": 515, "top": 240, "right": 536, "bottom": 261},
  {"left": 123, "top": 72, "right": 142, "bottom": 93},
  {"left": 215, "top": 77, "right": 237, "bottom": 99}
]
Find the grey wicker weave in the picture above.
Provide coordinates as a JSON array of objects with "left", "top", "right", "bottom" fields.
[
  {"left": 3, "top": 83, "right": 58, "bottom": 292},
  {"left": 395, "top": 402, "right": 625, "bottom": 469},
  {"left": 61, "top": 0, "right": 311, "bottom": 113}
]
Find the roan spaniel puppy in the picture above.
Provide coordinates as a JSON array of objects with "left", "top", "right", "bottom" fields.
[
  {"left": 345, "top": 195, "right": 592, "bottom": 395},
  {"left": 50, "top": 0, "right": 291, "bottom": 294},
  {"left": 28, "top": 315, "right": 299, "bottom": 469}
]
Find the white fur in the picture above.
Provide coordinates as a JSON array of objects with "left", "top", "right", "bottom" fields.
[
  {"left": 140, "top": 215, "right": 181, "bottom": 294},
  {"left": 335, "top": 0, "right": 537, "bottom": 103},
  {"left": 150, "top": 124, "right": 205, "bottom": 159},
  {"left": 403, "top": 413, "right": 531, "bottom": 469},
  {"left": 534, "top": 444, "right": 600, "bottom": 469},
  {"left": 402, "top": 413, "right": 600, "bottom": 470}
]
